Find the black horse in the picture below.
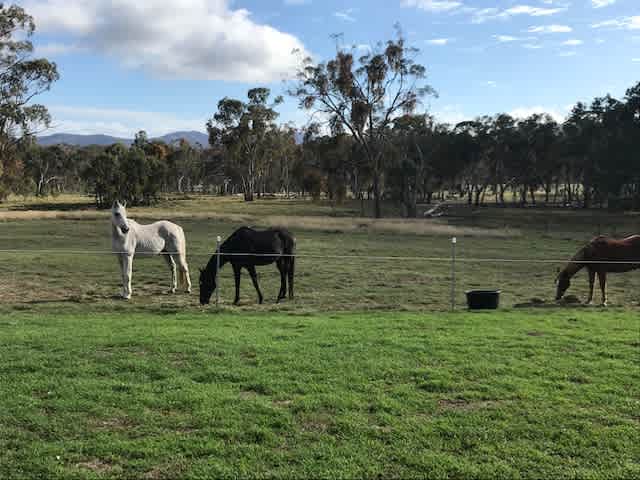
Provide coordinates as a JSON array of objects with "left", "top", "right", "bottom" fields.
[{"left": 199, "top": 227, "right": 296, "bottom": 305}]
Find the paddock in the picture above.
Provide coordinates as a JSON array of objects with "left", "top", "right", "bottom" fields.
[{"left": 0, "top": 196, "right": 638, "bottom": 478}]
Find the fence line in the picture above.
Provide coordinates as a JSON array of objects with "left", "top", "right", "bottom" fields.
[{"left": 0, "top": 248, "right": 638, "bottom": 265}]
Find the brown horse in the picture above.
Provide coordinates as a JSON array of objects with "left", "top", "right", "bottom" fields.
[{"left": 556, "top": 235, "right": 640, "bottom": 306}]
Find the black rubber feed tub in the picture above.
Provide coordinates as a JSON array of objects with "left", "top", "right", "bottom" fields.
[{"left": 465, "top": 290, "right": 501, "bottom": 310}]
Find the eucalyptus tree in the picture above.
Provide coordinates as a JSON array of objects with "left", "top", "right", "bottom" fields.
[
  {"left": 207, "top": 88, "right": 283, "bottom": 201},
  {"left": 0, "top": 4, "right": 59, "bottom": 198},
  {"left": 289, "top": 27, "right": 436, "bottom": 217}
]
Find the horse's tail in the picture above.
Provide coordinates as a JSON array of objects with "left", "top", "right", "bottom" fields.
[{"left": 176, "top": 225, "right": 191, "bottom": 292}]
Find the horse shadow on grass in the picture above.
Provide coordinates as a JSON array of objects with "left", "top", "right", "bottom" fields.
[{"left": 513, "top": 295, "right": 592, "bottom": 309}]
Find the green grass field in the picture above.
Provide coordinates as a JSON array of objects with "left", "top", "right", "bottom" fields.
[
  {"left": 1, "top": 195, "right": 639, "bottom": 478},
  {"left": 1, "top": 310, "right": 638, "bottom": 479}
]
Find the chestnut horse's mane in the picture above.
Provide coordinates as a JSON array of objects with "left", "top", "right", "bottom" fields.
[{"left": 561, "top": 245, "right": 587, "bottom": 277}]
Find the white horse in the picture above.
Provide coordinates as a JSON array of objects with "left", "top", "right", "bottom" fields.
[{"left": 111, "top": 201, "right": 191, "bottom": 299}]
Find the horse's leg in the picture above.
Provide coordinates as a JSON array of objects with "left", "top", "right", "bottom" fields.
[
  {"left": 232, "top": 264, "right": 242, "bottom": 305},
  {"left": 117, "top": 254, "right": 126, "bottom": 298},
  {"left": 586, "top": 269, "right": 595, "bottom": 305},
  {"left": 287, "top": 256, "right": 295, "bottom": 299},
  {"left": 178, "top": 255, "right": 191, "bottom": 293},
  {"left": 598, "top": 271, "right": 608, "bottom": 306},
  {"left": 164, "top": 254, "right": 177, "bottom": 294},
  {"left": 247, "top": 265, "right": 264, "bottom": 304},
  {"left": 122, "top": 254, "right": 133, "bottom": 300},
  {"left": 276, "top": 259, "right": 286, "bottom": 302}
]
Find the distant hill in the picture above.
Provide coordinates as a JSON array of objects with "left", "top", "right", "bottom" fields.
[
  {"left": 37, "top": 133, "right": 131, "bottom": 147},
  {"left": 36, "top": 130, "right": 305, "bottom": 147},
  {"left": 157, "top": 131, "right": 209, "bottom": 146},
  {"left": 37, "top": 130, "right": 209, "bottom": 147}
]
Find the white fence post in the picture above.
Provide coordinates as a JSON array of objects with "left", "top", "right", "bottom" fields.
[
  {"left": 451, "top": 237, "right": 457, "bottom": 311},
  {"left": 215, "top": 235, "right": 221, "bottom": 308}
]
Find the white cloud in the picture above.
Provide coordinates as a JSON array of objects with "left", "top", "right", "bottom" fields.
[
  {"left": 592, "top": 16, "right": 640, "bottom": 30},
  {"left": 47, "top": 105, "right": 207, "bottom": 138},
  {"left": 472, "top": 5, "right": 565, "bottom": 23},
  {"left": 426, "top": 38, "right": 451, "bottom": 45},
  {"left": 401, "top": 2, "right": 566, "bottom": 26},
  {"left": 562, "top": 39, "right": 583, "bottom": 46},
  {"left": 527, "top": 24, "right": 572, "bottom": 33},
  {"left": 509, "top": 106, "right": 568, "bottom": 123},
  {"left": 633, "top": 58, "right": 640, "bottom": 62},
  {"left": 492, "top": 34, "right": 537, "bottom": 43},
  {"left": 504, "top": 5, "right": 565, "bottom": 17},
  {"left": 486, "top": 81, "right": 497, "bottom": 87},
  {"left": 558, "top": 51, "right": 577, "bottom": 57},
  {"left": 400, "top": 0, "right": 462, "bottom": 12},
  {"left": 523, "top": 43, "right": 543, "bottom": 49},
  {"left": 334, "top": 9, "right": 356, "bottom": 22},
  {"left": 592, "top": 0, "right": 616, "bottom": 7},
  {"left": 23, "top": 0, "right": 308, "bottom": 83},
  {"left": 494, "top": 35, "right": 518, "bottom": 42}
]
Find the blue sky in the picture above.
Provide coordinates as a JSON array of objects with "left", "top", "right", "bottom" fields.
[{"left": 23, "top": 0, "right": 640, "bottom": 137}]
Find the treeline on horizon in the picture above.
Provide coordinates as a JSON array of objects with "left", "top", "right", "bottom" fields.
[
  {"left": 1, "top": 4, "right": 639, "bottom": 217},
  {"left": 10, "top": 80, "right": 640, "bottom": 216}
]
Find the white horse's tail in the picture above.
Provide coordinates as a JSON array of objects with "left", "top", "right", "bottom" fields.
[{"left": 176, "top": 226, "right": 191, "bottom": 292}]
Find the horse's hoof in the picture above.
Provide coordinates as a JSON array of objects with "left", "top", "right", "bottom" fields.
[
  {"left": 186, "top": 289, "right": 191, "bottom": 294},
  {"left": 169, "top": 288, "right": 176, "bottom": 294}
]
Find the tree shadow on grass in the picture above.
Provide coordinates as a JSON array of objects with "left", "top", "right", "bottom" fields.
[{"left": 9, "top": 202, "right": 95, "bottom": 212}]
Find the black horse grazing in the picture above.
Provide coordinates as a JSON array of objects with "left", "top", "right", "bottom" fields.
[{"left": 199, "top": 227, "right": 296, "bottom": 305}]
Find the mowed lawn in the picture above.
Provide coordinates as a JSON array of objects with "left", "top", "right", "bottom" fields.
[{"left": 0, "top": 310, "right": 638, "bottom": 479}]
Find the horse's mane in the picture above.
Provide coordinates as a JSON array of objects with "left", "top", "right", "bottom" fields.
[{"left": 561, "top": 243, "right": 589, "bottom": 278}]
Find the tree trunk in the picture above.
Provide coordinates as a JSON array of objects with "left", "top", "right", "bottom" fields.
[{"left": 372, "top": 173, "right": 382, "bottom": 218}]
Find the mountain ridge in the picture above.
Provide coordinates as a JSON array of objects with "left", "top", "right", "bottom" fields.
[
  {"left": 37, "top": 130, "right": 209, "bottom": 147},
  {"left": 38, "top": 129, "right": 305, "bottom": 147}
]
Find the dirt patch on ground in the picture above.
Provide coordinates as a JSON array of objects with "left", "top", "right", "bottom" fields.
[
  {"left": 300, "top": 413, "right": 333, "bottom": 434},
  {"left": 526, "top": 331, "right": 545, "bottom": 337},
  {"left": 76, "top": 459, "right": 113, "bottom": 474}
]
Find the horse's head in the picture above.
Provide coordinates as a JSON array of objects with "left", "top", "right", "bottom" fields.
[
  {"left": 555, "top": 268, "right": 571, "bottom": 300},
  {"left": 199, "top": 267, "right": 216, "bottom": 305},
  {"left": 111, "top": 200, "right": 130, "bottom": 234}
]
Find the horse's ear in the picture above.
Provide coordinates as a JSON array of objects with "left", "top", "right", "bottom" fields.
[
  {"left": 112, "top": 200, "right": 118, "bottom": 209},
  {"left": 122, "top": 201, "right": 127, "bottom": 208}
]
